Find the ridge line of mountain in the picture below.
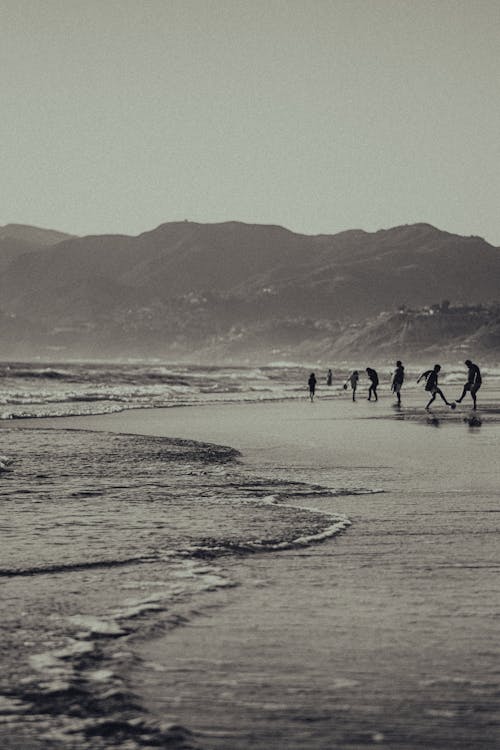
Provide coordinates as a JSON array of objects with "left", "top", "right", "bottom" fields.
[{"left": 1, "top": 220, "right": 499, "bottom": 361}]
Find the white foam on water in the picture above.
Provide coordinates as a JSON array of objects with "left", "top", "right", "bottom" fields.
[
  {"left": 28, "top": 639, "right": 96, "bottom": 687},
  {"left": 54, "top": 640, "right": 95, "bottom": 659},
  {"left": 273, "top": 515, "right": 352, "bottom": 550},
  {"left": 29, "top": 653, "right": 66, "bottom": 674},
  {"left": 0, "top": 696, "right": 29, "bottom": 715},
  {"left": 424, "top": 708, "right": 457, "bottom": 718},
  {"left": 260, "top": 494, "right": 280, "bottom": 504},
  {"left": 0, "top": 362, "right": 331, "bottom": 418},
  {"left": 67, "top": 615, "right": 126, "bottom": 636},
  {"left": 186, "top": 514, "right": 352, "bottom": 555},
  {"left": 114, "top": 602, "right": 165, "bottom": 619},
  {"left": 85, "top": 669, "right": 114, "bottom": 683}
]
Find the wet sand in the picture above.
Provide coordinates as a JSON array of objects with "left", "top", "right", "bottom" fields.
[{"left": 20, "top": 393, "right": 500, "bottom": 748}]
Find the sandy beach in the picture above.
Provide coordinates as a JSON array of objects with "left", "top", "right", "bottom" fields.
[
  {"left": 3, "top": 1, "right": 500, "bottom": 747},
  {"left": 2, "top": 389, "right": 499, "bottom": 748}
]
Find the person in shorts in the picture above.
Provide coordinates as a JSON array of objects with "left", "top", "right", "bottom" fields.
[
  {"left": 366, "top": 367, "right": 379, "bottom": 401},
  {"left": 417, "top": 364, "right": 453, "bottom": 411},
  {"left": 456, "top": 359, "right": 482, "bottom": 410},
  {"left": 344, "top": 371, "right": 359, "bottom": 402}
]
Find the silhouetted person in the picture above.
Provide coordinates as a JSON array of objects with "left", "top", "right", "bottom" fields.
[
  {"left": 308, "top": 372, "right": 317, "bottom": 402},
  {"left": 345, "top": 371, "right": 359, "bottom": 401},
  {"left": 366, "top": 367, "right": 379, "bottom": 401},
  {"left": 417, "top": 364, "right": 452, "bottom": 410},
  {"left": 456, "top": 359, "right": 482, "bottom": 410},
  {"left": 326, "top": 368, "right": 333, "bottom": 386},
  {"left": 392, "top": 360, "right": 405, "bottom": 407}
]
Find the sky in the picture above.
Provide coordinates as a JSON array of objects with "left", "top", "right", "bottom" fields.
[{"left": 1, "top": 0, "right": 500, "bottom": 244}]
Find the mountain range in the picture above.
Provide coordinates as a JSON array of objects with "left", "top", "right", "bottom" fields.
[{"left": 0, "top": 220, "right": 499, "bottom": 362}]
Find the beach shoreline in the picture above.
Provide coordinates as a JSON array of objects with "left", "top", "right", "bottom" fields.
[{"left": 2, "top": 394, "right": 500, "bottom": 748}]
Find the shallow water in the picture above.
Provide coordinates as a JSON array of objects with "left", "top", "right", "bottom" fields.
[
  {"left": 0, "top": 361, "right": 331, "bottom": 419},
  {"left": 1, "top": 360, "right": 497, "bottom": 419},
  {"left": 0, "top": 424, "right": 355, "bottom": 748},
  {"left": 1, "top": 366, "right": 499, "bottom": 748},
  {"left": 94, "top": 399, "right": 500, "bottom": 749}
]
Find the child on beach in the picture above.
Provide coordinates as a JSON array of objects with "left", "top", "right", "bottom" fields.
[
  {"left": 344, "top": 371, "right": 359, "bottom": 402},
  {"left": 417, "top": 364, "right": 453, "bottom": 411}
]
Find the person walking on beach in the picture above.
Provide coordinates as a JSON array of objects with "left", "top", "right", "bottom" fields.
[
  {"left": 326, "top": 368, "right": 333, "bottom": 386},
  {"left": 391, "top": 360, "right": 405, "bottom": 407},
  {"left": 308, "top": 372, "right": 317, "bottom": 402},
  {"left": 366, "top": 367, "right": 379, "bottom": 401},
  {"left": 417, "top": 364, "right": 453, "bottom": 411},
  {"left": 344, "top": 371, "right": 359, "bottom": 402},
  {"left": 456, "top": 359, "right": 482, "bottom": 410}
]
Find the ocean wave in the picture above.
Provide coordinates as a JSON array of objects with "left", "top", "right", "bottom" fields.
[
  {"left": 0, "top": 506, "right": 352, "bottom": 577},
  {"left": 0, "top": 361, "right": 318, "bottom": 419},
  {"left": 0, "top": 422, "right": 357, "bottom": 749},
  {"left": 0, "top": 402, "right": 134, "bottom": 419},
  {"left": 224, "top": 477, "right": 384, "bottom": 500},
  {"left": 0, "top": 554, "right": 159, "bottom": 578},
  {"left": 185, "top": 515, "right": 351, "bottom": 557},
  {"left": 0, "top": 392, "right": 304, "bottom": 419},
  {"left": 2, "top": 367, "right": 73, "bottom": 380}
]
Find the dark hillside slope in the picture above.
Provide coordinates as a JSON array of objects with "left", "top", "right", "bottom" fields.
[
  {"left": 0, "top": 224, "right": 75, "bottom": 273},
  {"left": 0, "top": 220, "right": 499, "bottom": 360},
  {"left": 2, "top": 221, "right": 499, "bottom": 318}
]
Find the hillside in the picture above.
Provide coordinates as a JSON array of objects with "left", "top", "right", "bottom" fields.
[
  {"left": 0, "top": 223, "right": 74, "bottom": 246},
  {"left": 0, "top": 224, "right": 75, "bottom": 273},
  {"left": 330, "top": 305, "right": 500, "bottom": 360},
  {"left": 0, "top": 221, "right": 499, "bottom": 361}
]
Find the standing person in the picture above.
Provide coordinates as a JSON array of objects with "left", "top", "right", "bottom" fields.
[
  {"left": 366, "top": 367, "right": 379, "bottom": 401},
  {"left": 326, "top": 368, "right": 333, "bottom": 386},
  {"left": 391, "top": 360, "right": 405, "bottom": 407},
  {"left": 456, "top": 359, "right": 482, "bottom": 410},
  {"left": 344, "top": 371, "right": 359, "bottom": 402},
  {"left": 417, "top": 364, "right": 453, "bottom": 410},
  {"left": 308, "top": 372, "right": 317, "bottom": 402}
]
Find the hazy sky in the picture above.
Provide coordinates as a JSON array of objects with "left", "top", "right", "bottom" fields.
[{"left": 2, "top": 0, "right": 500, "bottom": 243}]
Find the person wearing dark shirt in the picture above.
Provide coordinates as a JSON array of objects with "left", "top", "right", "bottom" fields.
[
  {"left": 391, "top": 360, "right": 405, "bottom": 407},
  {"left": 344, "top": 370, "right": 359, "bottom": 402},
  {"left": 417, "top": 364, "right": 453, "bottom": 410},
  {"left": 366, "top": 367, "right": 379, "bottom": 401},
  {"left": 308, "top": 372, "right": 317, "bottom": 402},
  {"left": 456, "top": 359, "right": 482, "bottom": 410},
  {"left": 326, "top": 369, "right": 333, "bottom": 386}
]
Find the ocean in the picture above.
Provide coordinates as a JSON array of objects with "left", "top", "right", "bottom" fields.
[
  {"left": 0, "top": 361, "right": 313, "bottom": 420},
  {"left": 1, "top": 361, "right": 499, "bottom": 749}
]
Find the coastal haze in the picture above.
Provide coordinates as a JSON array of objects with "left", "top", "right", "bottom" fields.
[{"left": 1, "top": 220, "right": 500, "bottom": 362}]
